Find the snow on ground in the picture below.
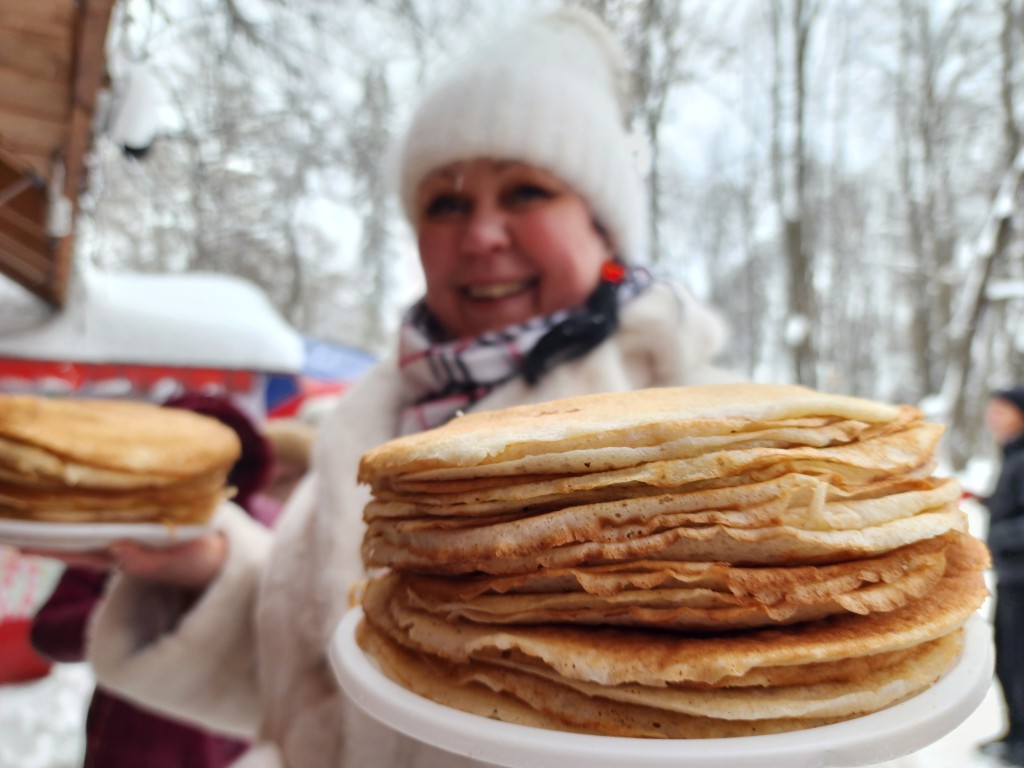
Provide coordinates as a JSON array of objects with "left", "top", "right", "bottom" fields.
[{"left": 0, "top": 663, "right": 91, "bottom": 768}]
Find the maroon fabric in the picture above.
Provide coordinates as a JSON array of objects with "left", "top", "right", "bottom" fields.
[
  {"left": 28, "top": 568, "right": 104, "bottom": 663},
  {"left": 32, "top": 568, "right": 249, "bottom": 768}
]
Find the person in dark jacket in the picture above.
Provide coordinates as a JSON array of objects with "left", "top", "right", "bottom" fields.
[
  {"left": 980, "top": 385, "right": 1024, "bottom": 766},
  {"left": 30, "top": 393, "right": 275, "bottom": 768}
]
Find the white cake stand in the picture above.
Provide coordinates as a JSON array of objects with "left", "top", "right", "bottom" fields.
[{"left": 329, "top": 608, "right": 993, "bottom": 768}]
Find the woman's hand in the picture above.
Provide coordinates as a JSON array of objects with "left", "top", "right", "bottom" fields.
[
  {"left": 110, "top": 533, "right": 228, "bottom": 590},
  {"left": 23, "top": 531, "right": 228, "bottom": 592}
]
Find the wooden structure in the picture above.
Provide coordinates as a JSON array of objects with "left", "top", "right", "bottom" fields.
[{"left": 0, "top": 0, "right": 117, "bottom": 307}]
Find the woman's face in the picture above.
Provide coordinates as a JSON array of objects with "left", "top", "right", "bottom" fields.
[{"left": 414, "top": 158, "right": 612, "bottom": 339}]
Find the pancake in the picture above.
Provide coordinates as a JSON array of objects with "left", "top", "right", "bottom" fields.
[
  {"left": 358, "top": 384, "right": 910, "bottom": 484},
  {"left": 354, "top": 383, "right": 992, "bottom": 739},
  {"left": 371, "top": 422, "right": 942, "bottom": 503},
  {"left": 362, "top": 533, "right": 987, "bottom": 688},
  {"left": 358, "top": 620, "right": 853, "bottom": 738},
  {"left": 363, "top": 476, "right": 962, "bottom": 572},
  {"left": 0, "top": 395, "right": 240, "bottom": 480},
  {"left": 0, "top": 395, "right": 240, "bottom": 526},
  {"left": 365, "top": 506, "right": 966, "bottom": 573},
  {"left": 388, "top": 413, "right": 924, "bottom": 484},
  {"left": 394, "top": 534, "right": 950, "bottom": 630},
  {"left": 440, "top": 630, "right": 962, "bottom": 721}
]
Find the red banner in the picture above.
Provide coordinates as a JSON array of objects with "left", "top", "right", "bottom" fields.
[{"left": 0, "top": 358, "right": 255, "bottom": 392}]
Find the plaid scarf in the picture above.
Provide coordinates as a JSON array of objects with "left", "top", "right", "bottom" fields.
[{"left": 397, "top": 263, "right": 652, "bottom": 434}]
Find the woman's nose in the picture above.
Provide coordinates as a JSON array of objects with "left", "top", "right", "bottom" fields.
[{"left": 461, "top": 201, "right": 510, "bottom": 256}]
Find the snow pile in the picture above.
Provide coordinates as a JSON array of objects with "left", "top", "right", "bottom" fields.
[
  {"left": 0, "top": 664, "right": 92, "bottom": 768},
  {"left": 0, "top": 268, "right": 304, "bottom": 374}
]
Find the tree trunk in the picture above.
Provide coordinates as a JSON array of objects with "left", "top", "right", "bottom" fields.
[
  {"left": 941, "top": 148, "right": 1024, "bottom": 468},
  {"left": 771, "top": 0, "right": 818, "bottom": 387}
]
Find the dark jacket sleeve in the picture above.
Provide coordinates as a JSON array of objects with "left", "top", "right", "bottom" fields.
[
  {"left": 30, "top": 568, "right": 109, "bottom": 663},
  {"left": 986, "top": 451, "right": 1024, "bottom": 555}
]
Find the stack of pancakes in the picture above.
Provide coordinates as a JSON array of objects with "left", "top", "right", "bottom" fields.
[
  {"left": 356, "top": 383, "right": 990, "bottom": 738},
  {"left": 0, "top": 395, "right": 240, "bottom": 526}
]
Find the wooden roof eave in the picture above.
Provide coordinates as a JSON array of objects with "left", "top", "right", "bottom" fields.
[{"left": 0, "top": 0, "right": 117, "bottom": 309}]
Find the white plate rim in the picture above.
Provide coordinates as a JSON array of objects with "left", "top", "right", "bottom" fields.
[
  {"left": 0, "top": 512, "right": 220, "bottom": 551},
  {"left": 329, "top": 608, "right": 993, "bottom": 768}
]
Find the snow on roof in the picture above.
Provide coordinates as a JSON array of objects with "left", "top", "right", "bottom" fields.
[{"left": 0, "top": 268, "right": 304, "bottom": 373}]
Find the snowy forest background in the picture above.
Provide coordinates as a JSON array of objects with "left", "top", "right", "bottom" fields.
[{"left": 71, "top": 0, "right": 1024, "bottom": 470}]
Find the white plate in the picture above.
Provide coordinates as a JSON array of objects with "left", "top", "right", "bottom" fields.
[
  {"left": 0, "top": 514, "right": 219, "bottom": 551},
  {"left": 329, "top": 608, "right": 993, "bottom": 768}
]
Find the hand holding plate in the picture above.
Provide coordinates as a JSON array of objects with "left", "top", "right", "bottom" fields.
[{"left": 108, "top": 531, "right": 228, "bottom": 591}]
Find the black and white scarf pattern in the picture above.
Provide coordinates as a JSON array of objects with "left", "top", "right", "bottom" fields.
[{"left": 397, "top": 264, "right": 653, "bottom": 434}]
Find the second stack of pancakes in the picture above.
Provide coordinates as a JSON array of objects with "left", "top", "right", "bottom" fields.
[
  {"left": 357, "top": 383, "right": 990, "bottom": 738},
  {"left": 0, "top": 395, "right": 240, "bottom": 526}
]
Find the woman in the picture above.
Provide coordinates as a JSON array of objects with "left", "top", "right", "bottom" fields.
[{"left": 75, "top": 9, "right": 735, "bottom": 768}]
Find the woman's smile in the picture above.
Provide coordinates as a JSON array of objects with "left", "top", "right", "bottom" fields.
[{"left": 461, "top": 279, "right": 537, "bottom": 301}]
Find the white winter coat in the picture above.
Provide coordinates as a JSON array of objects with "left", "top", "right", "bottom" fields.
[{"left": 86, "top": 283, "right": 737, "bottom": 768}]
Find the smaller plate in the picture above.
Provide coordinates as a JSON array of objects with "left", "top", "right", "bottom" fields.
[
  {"left": 330, "top": 608, "right": 993, "bottom": 768},
  {"left": 0, "top": 514, "right": 219, "bottom": 552}
]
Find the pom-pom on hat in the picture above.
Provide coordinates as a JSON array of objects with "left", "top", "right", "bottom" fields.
[{"left": 396, "top": 7, "right": 647, "bottom": 262}]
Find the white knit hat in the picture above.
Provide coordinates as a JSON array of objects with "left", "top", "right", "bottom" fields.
[{"left": 396, "top": 7, "right": 648, "bottom": 262}]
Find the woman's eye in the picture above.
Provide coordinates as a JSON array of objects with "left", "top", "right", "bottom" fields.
[
  {"left": 424, "top": 194, "right": 468, "bottom": 218},
  {"left": 506, "top": 184, "right": 554, "bottom": 206}
]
